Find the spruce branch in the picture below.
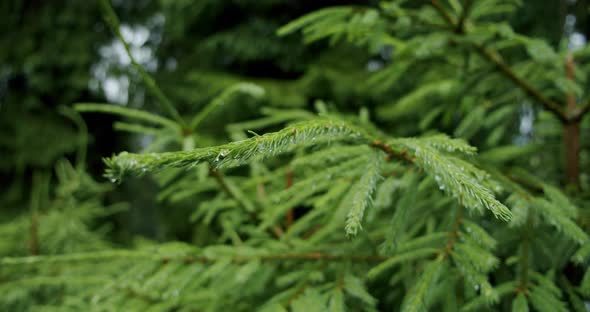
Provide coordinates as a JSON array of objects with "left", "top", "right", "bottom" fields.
[
  {"left": 344, "top": 150, "right": 383, "bottom": 237},
  {"left": 443, "top": 207, "right": 500, "bottom": 303},
  {"left": 260, "top": 156, "right": 369, "bottom": 231},
  {"left": 472, "top": 44, "right": 567, "bottom": 122},
  {"left": 461, "top": 220, "right": 496, "bottom": 250},
  {"left": 380, "top": 174, "right": 419, "bottom": 253},
  {"left": 429, "top": 0, "right": 568, "bottom": 123},
  {"left": 104, "top": 119, "right": 370, "bottom": 182},
  {"left": 401, "top": 255, "right": 444, "bottom": 312},
  {"left": 105, "top": 116, "right": 511, "bottom": 232},
  {"left": 528, "top": 282, "right": 569, "bottom": 312},
  {"left": 391, "top": 136, "right": 512, "bottom": 220},
  {"left": 531, "top": 198, "right": 588, "bottom": 244}
]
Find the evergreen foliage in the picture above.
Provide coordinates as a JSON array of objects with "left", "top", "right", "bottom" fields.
[{"left": 1, "top": 0, "right": 590, "bottom": 311}]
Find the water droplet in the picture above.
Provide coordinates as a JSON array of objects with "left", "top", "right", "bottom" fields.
[{"left": 215, "top": 149, "right": 230, "bottom": 162}]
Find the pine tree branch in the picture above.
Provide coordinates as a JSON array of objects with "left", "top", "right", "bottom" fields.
[
  {"left": 473, "top": 44, "right": 567, "bottom": 123},
  {"left": 391, "top": 136, "right": 511, "bottom": 220},
  {"left": 98, "top": 0, "right": 186, "bottom": 128},
  {"left": 345, "top": 150, "right": 383, "bottom": 237},
  {"left": 401, "top": 255, "right": 445, "bottom": 312},
  {"left": 430, "top": 0, "right": 568, "bottom": 123},
  {"left": 104, "top": 119, "right": 370, "bottom": 182}
]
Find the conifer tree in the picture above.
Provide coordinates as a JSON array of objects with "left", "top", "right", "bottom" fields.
[{"left": 1, "top": 0, "right": 590, "bottom": 311}]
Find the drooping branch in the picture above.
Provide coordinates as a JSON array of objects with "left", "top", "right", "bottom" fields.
[
  {"left": 473, "top": 45, "right": 568, "bottom": 122},
  {"left": 98, "top": 0, "right": 186, "bottom": 128},
  {"left": 430, "top": 0, "right": 568, "bottom": 123},
  {"left": 105, "top": 118, "right": 511, "bottom": 226}
]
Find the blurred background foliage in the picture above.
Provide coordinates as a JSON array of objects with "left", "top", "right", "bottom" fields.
[
  {"left": 0, "top": 0, "right": 369, "bottom": 240},
  {"left": 0, "top": 0, "right": 392, "bottom": 242},
  {"left": 1, "top": 0, "right": 590, "bottom": 310},
  {"left": 3, "top": 0, "right": 587, "bottom": 242}
]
